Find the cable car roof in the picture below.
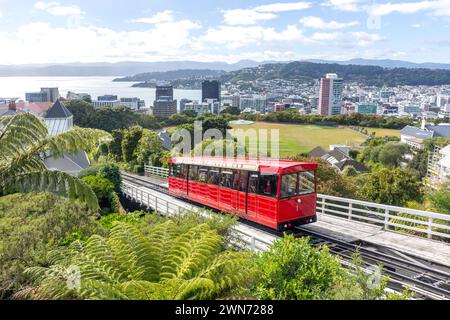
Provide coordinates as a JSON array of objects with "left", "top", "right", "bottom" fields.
[{"left": 171, "top": 156, "right": 318, "bottom": 174}]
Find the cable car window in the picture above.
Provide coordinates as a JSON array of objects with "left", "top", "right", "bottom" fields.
[
  {"left": 207, "top": 168, "right": 221, "bottom": 186},
  {"left": 220, "top": 170, "right": 237, "bottom": 190},
  {"left": 180, "top": 165, "right": 188, "bottom": 179},
  {"left": 189, "top": 165, "right": 199, "bottom": 182},
  {"left": 170, "top": 164, "right": 186, "bottom": 179},
  {"left": 299, "top": 171, "right": 316, "bottom": 195},
  {"left": 239, "top": 171, "right": 249, "bottom": 192},
  {"left": 248, "top": 173, "right": 259, "bottom": 194},
  {"left": 198, "top": 167, "right": 208, "bottom": 183},
  {"left": 280, "top": 173, "right": 298, "bottom": 199},
  {"left": 258, "top": 174, "right": 279, "bottom": 198}
]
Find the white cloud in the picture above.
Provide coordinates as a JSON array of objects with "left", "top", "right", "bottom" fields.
[
  {"left": 368, "top": 0, "right": 450, "bottom": 17},
  {"left": 223, "top": 9, "right": 277, "bottom": 25},
  {"left": 255, "top": 2, "right": 312, "bottom": 12},
  {"left": 223, "top": 2, "right": 311, "bottom": 25},
  {"left": 321, "top": 0, "right": 366, "bottom": 12},
  {"left": 131, "top": 10, "right": 174, "bottom": 24},
  {"left": 0, "top": 19, "right": 202, "bottom": 64},
  {"left": 412, "top": 23, "right": 422, "bottom": 27},
  {"left": 199, "top": 25, "right": 310, "bottom": 49},
  {"left": 35, "top": 1, "right": 84, "bottom": 16},
  {"left": 311, "top": 31, "right": 385, "bottom": 47},
  {"left": 299, "top": 16, "right": 360, "bottom": 29}
]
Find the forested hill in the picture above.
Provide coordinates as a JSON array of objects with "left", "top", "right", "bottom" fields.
[
  {"left": 114, "top": 69, "right": 225, "bottom": 82},
  {"left": 220, "top": 61, "right": 450, "bottom": 86}
]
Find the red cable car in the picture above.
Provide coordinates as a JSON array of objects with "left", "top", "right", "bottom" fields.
[{"left": 168, "top": 157, "right": 318, "bottom": 231}]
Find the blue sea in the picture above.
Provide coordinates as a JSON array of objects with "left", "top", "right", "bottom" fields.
[{"left": 0, "top": 76, "right": 202, "bottom": 109}]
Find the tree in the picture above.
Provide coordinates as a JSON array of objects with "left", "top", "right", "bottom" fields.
[
  {"left": 134, "top": 129, "right": 165, "bottom": 167},
  {"left": 18, "top": 222, "right": 252, "bottom": 300},
  {"left": 81, "top": 176, "right": 116, "bottom": 214},
  {"left": 0, "top": 113, "right": 110, "bottom": 210},
  {"left": 64, "top": 100, "right": 95, "bottom": 127},
  {"left": 358, "top": 168, "right": 422, "bottom": 206},
  {"left": 428, "top": 190, "right": 450, "bottom": 214},
  {"left": 377, "top": 142, "right": 410, "bottom": 167},
  {"left": 121, "top": 126, "right": 144, "bottom": 164},
  {"left": 78, "top": 162, "right": 121, "bottom": 192},
  {"left": 89, "top": 107, "right": 140, "bottom": 132},
  {"left": 220, "top": 107, "right": 241, "bottom": 115},
  {"left": 0, "top": 193, "right": 98, "bottom": 298},
  {"left": 408, "top": 148, "right": 429, "bottom": 179}
]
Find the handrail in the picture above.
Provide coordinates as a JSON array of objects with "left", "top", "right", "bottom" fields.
[
  {"left": 121, "top": 181, "right": 274, "bottom": 251},
  {"left": 144, "top": 165, "right": 450, "bottom": 242}
]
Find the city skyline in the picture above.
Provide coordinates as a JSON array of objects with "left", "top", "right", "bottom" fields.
[{"left": 0, "top": 0, "right": 449, "bottom": 65}]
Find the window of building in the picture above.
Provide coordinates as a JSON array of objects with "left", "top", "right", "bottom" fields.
[
  {"left": 220, "top": 170, "right": 238, "bottom": 190},
  {"left": 280, "top": 173, "right": 298, "bottom": 199},
  {"left": 189, "top": 165, "right": 199, "bottom": 182},
  {"left": 299, "top": 171, "right": 316, "bottom": 195},
  {"left": 207, "top": 168, "right": 221, "bottom": 185},
  {"left": 239, "top": 171, "right": 249, "bottom": 192},
  {"left": 258, "top": 174, "right": 279, "bottom": 198},
  {"left": 248, "top": 173, "right": 259, "bottom": 194}
]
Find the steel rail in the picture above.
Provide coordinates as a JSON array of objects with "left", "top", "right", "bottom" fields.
[{"left": 120, "top": 172, "right": 450, "bottom": 300}]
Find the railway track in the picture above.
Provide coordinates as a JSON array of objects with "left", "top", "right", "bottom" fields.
[{"left": 121, "top": 172, "right": 450, "bottom": 300}]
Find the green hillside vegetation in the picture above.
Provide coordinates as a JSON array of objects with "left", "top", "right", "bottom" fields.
[{"left": 222, "top": 61, "right": 450, "bottom": 86}]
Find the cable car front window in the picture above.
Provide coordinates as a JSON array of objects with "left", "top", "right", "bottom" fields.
[
  {"left": 299, "top": 171, "right": 316, "bottom": 195},
  {"left": 280, "top": 173, "right": 298, "bottom": 199}
]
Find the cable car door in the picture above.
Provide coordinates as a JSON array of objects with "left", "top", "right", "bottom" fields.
[{"left": 246, "top": 172, "right": 259, "bottom": 218}]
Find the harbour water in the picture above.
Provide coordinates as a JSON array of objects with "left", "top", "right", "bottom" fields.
[{"left": 0, "top": 76, "right": 202, "bottom": 109}]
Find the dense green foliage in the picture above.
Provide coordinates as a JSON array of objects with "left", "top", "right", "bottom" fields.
[
  {"left": 78, "top": 162, "right": 122, "bottom": 192},
  {"left": 81, "top": 176, "right": 116, "bottom": 215},
  {"left": 358, "top": 168, "right": 422, "bottom": 207},
  {"left": 253, "top": 235, "right": 343, "bottom": 300},
  {"left": 360, "top": 141, "right": 409, "bottom": 168},
  {"left": 0, "top": 113, "right": 110, "bottom": 210},
  {"left": 0, "top": 193, "right": 98, "bottom": 298},
  {"left": 222, "top": 61, "right": 450, "bottom": 86},
  {"left": 18, "top": 222, "right": 252, "bottom": 300},
  {"left": 105, "top": 127, "right": 167, "bottom": 172},
  {"left": 251, "top": 235, "right": 409, "bottom": 300}
]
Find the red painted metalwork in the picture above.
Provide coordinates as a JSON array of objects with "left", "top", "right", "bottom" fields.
[{"left": 168, "top": 157, "right": 318, "bottom": 231}]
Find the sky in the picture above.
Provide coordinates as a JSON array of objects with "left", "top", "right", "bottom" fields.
[{"left": 0, "top": 0, "right": 449, "bottom": 65}]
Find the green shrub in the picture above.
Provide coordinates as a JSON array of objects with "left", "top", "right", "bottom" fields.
[
  {"left": 0, "top": 193, "right": 98, "bottom": 298},
  {"left": 81, "top": 176, "right": 115, "bottom": 214}
]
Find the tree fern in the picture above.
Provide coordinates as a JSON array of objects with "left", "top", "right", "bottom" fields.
[
  {"left": 0, "top": 113, "right": 111, "bottom": 209},
  {"left": 17, "top": 222, "right": 253, "bottom": 300}
]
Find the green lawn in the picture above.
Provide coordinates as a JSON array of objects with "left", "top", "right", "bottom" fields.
[
  {"left": 365, "top": 128, "right": 401, "bottom": 138},
  {"left": 230, "top": 122, "right": 369, "bottom": 157}
]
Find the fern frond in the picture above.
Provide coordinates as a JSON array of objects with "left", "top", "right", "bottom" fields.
[{"left": 4, "top": 170, "right": 99, "bottom": 210}]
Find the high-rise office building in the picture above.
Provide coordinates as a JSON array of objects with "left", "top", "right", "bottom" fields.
[
  {"left": 319, "top": 74, "right": 343, "bottom": 115},
  {"left": 153, "top": 86, "right": 177, "bottom": 118},
  {"left": 202, "top": 80, "right": 221, "bottom": 102},
  {"left": 26, "top": 87, "right": 60, "bottom": 103},
  {"left": 156, "top": 86, "right": 174, "bottom": 101}
]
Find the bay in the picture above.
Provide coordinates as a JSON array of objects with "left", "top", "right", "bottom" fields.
[{"left": 0, "top": 76, "right": 202, "bottom": 110}]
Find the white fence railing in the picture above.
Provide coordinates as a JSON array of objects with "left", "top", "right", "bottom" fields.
[
  {"left": 144, "top": 166, "right": 450, "bottom": 241},
  {"left": 317, "top": 194, "right": 450, "bottom": 240},
  {"left": 121, "top": 182, "right": 273, "bottom": 251},
  {"left": 144, "top": 165, "right": 169, "bottom": 178}
]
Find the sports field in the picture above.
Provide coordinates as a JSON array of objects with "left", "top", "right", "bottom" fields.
[
  {"left": 366, "top": 128, "right": 401, "bottom": 138},
  {"left": 230, "top": 122, "right": 368, "bottom": 157}
]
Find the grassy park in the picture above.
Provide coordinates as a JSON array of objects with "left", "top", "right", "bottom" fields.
[{"left": 230, "top": 122, "right": 368, "bottom": 157}]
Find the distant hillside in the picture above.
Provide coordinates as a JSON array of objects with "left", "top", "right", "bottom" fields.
[
  {"left": 0, "top": 61, "right": 259, "bottom": 77},
  {"left": 114, "top": 69, "right": 226, "bottom": 82},
  {"left": 221, "top": 62, "right": 450, "bottom": 86},
  {"left": 307, "top": 59, "right": 450, "bottom": 70}
]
